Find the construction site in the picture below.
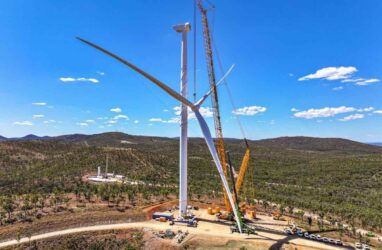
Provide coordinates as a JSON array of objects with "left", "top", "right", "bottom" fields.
[
  {"left": 0, "top": 0, "right": 380, "bottom": 249},
  {"left": 71, "top": 0, "right": 356, "bottom": 249}
]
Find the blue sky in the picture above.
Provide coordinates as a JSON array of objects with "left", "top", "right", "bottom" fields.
[{"left": 0, "top": 0, "right": 381, "bottom": 142}]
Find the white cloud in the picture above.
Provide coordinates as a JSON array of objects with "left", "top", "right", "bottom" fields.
[
  {"left": 13, "top": 121, "right": 33, "bottom": 126},
  {"left": 110, "top": 107, "right": 122, "bottom": 113},
  {"left": 149, "top": 118, "right": 163, "bottom": 122},
  {"left": 173, "top": 106, "right": 213, "bottom": 119},
  {"left": 299, "top": 66, "right": 357, "bottom": 81},
  {"left": 339, "top": 113, "right": 364, "bottom": 122},
  {"left": 232, "top": 106, "right": 267, "bottom": 116},
  {"left": 299, "top": 66, "right": 379, "bottom": 87},
  {"left": 60, "top": 77, "right": 99, "bottom": 83},
  {"left": 332, "top": 86, "right": 344, "bottom": 91},
  {"left": 291, "top": 108, "right": 299, "bottom": 112},
  {"left": 43, "top": 120, "right": 56, "bottom": 124},
  {"left": 60, "top": 77, "right": 76, "bottom": 82},
  {"left": 96, "top": 71, "right": 105, "bottom": 76},
  {"left": 166, "top": 117, "right": 180, "bottom": 123},
  {"left": 149, "top": 117, "right": 180, "bottom": 124},
  {"left": 341, "top": 78, "right": 365, "bottom": 83},
  {"left": 289, "top": 73, "right": 294, "bottom": 77},
  {"left": 163, "top": 109, "right": 169, "bottom": 112},
  {"left": 113, "top": 114, "right": 129, "bottom": 120},
  {"left": 107, "top": 120, "right": 117, "bottom": 124},
  {"left": 342, "top": 78, "right": 380, "bottom": 86},
  {"left": 97, "top": 117, "right": 108, "bottom": 120},
  {"left": 32, "top": 102, "right": 47, "bottom": 106},
  {"left": 354, "top": 78, "right": 380, "bottom": 86},
  {"left": 146, "top": 106, "right": 214, "bottom": 126},
  {"left": 77, "top": 122, "right": 88, "bottom": 126},
  {"left": 294, "top": 106, "right": 356, "bottom": 119},
  {"left": 173, "top": 106, "right": 182, "bottom": 116},
  {"left": 33, "top": 114, "right": 45, "bottom": 118},
  {"left": 373, "top": 110, "right": 382, "bottom": 114},
  {"left": 358, "top": 107, "right": 374, "bottom": 112},
  {"left": 85, "top": 119, "right": 95, "bottom": 123},
  {"left": 198, "top": 107, "right": 214, "bottom": 118},
  {"left": 134, "top": 120, "right": 139, "bottom": 124}
]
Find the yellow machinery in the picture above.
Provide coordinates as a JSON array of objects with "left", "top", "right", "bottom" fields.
[
  {"left": 198, "top": 0, "right": 252, "bottom": 215},
  {"left": 235, "top": 139, "right": 251, "bottom": 195},
  {"left": 272, "top": 211, "right": 286, "bottom": 221}
]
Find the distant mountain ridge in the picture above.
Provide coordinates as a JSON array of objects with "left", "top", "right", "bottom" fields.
[
  {"left": 256, "top": 136, "right": 382, "bottom": 154},
  {"left": 0, "top": 134, "right": 51, "bottom": 141},
  {"left": 1, "top": 132, "right": 381, "bottom": 154}
]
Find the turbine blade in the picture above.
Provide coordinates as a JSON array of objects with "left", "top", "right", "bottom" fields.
[
  {"left": 195, "top": 64, "right": 235, "bottom": 107},
  {"left": 76, "top": 37, "right": 196, "bottom": 110},
  {"left": 194, "top": 110, "right": 243, "bottom": 234}
]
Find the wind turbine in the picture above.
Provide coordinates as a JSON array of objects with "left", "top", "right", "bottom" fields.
[{"left": 76, "top": 37, "right": 242, "bottom": 233}]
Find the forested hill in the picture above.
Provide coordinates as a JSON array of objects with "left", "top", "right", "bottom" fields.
[
  {"left": 1, "top": 132, "right": 382, "bottom": 229},
  {"left": 255, "top": 136, "right": 382, "bottom": 154},
  {"left": 1, "top": 132, "right": 381, "bottom": 154}
]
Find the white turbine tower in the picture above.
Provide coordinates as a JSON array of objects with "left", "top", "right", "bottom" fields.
[
  {"left": 77, "top": 37, "right": 242, "bottom": 233},
  {"left": 173, "top": 22, "right": 191, "bottom": 218}
]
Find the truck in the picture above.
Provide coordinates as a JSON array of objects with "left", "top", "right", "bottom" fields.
[
  {"left": 152, "top": 212, "right": 174, "bottom": 221},
  {"left": 169, "top": 217, "right": 198, "bottom": 227}
]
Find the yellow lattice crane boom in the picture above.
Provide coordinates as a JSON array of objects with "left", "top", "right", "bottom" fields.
[{"left": 235, "top": 139, "right": 251, "bottom": 195}]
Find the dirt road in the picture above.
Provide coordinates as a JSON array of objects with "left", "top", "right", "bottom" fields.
[{"left": 0, "top": 217, "right": 347, "bottom": 249}]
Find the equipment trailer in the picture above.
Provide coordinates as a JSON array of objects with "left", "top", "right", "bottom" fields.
[
  {"left": 169, "top": 217, "right": 198, "bottom": 227},
  {"left": 231, "top": 224, "right": 257, "bottom": 235}
]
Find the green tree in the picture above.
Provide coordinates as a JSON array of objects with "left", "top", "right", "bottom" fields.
[{"left": 2, "top": 196, "right": 15, "bottom": 221}]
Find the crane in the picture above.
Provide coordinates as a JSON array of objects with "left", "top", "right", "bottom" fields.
[
  {"left": 197, "top": 0, "right": 252, "bottom": 214},
  {"left": 197, "top": 0, "right": 231, "bottom": 212}
]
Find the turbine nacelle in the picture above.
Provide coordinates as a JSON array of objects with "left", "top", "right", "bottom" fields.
[{"left": 173, "top": 22, "right": 191, "bottom": 33}]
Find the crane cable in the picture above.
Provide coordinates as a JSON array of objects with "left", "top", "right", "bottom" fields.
[
  {"left": 202, "top": 0, "right": 247, "bottom": 140},
  {"left": 212, "top": 39, "right": 257, "bottom": 202},
  {"left": 211, "top": 38, "right": 247, "bottom": 140},
  {"left": 211, "top": 34, "right": 257, "bottom": 202},
  {"left": 193, "top": 0, "right": 197, "bottom": 102}
]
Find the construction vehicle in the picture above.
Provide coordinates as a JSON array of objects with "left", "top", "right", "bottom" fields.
[
  {"left": 155, "top": 229, "right": 176, "bottom": 239},
  {"left": 169, "top": 217, "right": 198, "bottom": 227},
  {"left": 272, "top": 211, "right": 286, "bottom": 221},
  {"left": 197, "top": 0, "right": 252, "bottom": 221}
]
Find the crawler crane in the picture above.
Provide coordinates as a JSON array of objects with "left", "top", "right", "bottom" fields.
[{"left": 197, "top": 0, "right": 252, "bottom": 218}]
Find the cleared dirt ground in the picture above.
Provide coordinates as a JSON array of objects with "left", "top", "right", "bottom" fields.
[{"left": 0, "top": 207, "right": 352, "bottom": 250}]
